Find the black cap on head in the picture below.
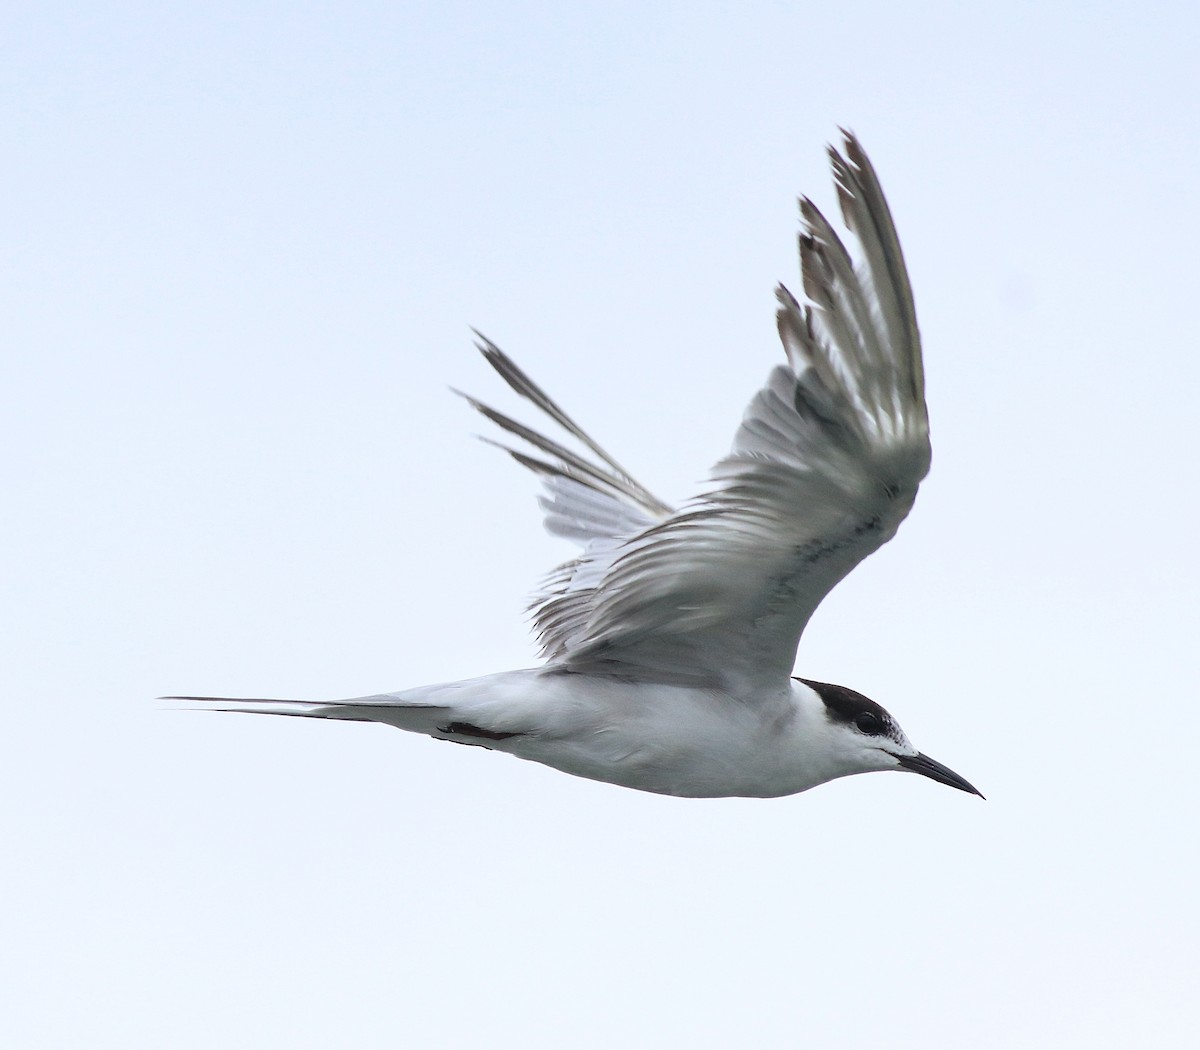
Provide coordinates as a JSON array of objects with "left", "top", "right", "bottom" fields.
[{"left": 800, "top": 678, "right": 898, "bottom": 739}]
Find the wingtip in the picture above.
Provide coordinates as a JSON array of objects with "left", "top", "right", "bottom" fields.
[
  {"left": 451, "top": 387, "right": 495, "bottom": 421},
  {"left": 470, "top": 328, "right": 506, "bottom": 364},
  {"left": 774, "top": 282, "right": 800, "bottom": 309}
]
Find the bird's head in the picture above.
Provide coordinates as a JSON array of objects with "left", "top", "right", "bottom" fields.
[{"left": 797, "top": 678, "right": 983, "bottom": 797}]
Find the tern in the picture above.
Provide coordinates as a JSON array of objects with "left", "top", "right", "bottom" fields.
[{"left": 171, "top": 132, "right": 981, "bottom": 800}]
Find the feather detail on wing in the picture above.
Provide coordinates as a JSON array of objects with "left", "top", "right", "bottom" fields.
[
  {"left": 460, "top": 337, "right": 670, "bottom": 661},
  {"left": 464, "top": 132, "right": 929, "bottom": 690}
]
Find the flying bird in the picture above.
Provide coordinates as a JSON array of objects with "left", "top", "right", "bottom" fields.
[{"left": 171, "top": 132, "right": 981, "bottom": 800}]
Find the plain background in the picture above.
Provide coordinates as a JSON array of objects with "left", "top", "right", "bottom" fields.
[{"left": 4, "top": 2, "right": 1198, "bottom": 1047}]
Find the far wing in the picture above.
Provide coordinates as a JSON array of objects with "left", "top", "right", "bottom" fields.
[
  {"left": 467, "top": 132, "right": 930, "bottom": 691},
  {"left": 459, "top": 337, "right": 673, "bottom": 660}
]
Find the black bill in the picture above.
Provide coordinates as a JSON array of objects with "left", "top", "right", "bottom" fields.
[{"left": 896, "top": 752, "right": 984, "bottom": 798}]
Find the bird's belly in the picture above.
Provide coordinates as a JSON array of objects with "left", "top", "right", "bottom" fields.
[{"left": 493, "top": 675, "right": 810, "bottom": 798}]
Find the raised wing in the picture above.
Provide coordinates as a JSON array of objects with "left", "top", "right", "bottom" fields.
[{"left": 466, "top": 132, "right": 929, "bottom": 691}]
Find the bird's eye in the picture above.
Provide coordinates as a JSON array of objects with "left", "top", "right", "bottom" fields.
[{"left": 855, "top": 712, "right": 881, "bottom": 734}]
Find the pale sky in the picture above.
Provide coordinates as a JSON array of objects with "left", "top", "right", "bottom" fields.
[{"left": 5, "top": 2, "right": 1199, "bottom": 1047}]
